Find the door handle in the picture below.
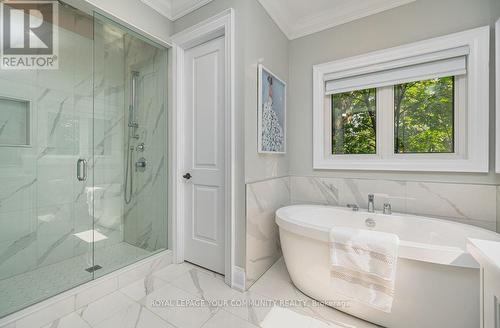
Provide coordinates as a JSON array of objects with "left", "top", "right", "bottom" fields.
[
  {"left": 183, "top": 173, "right": 192, "bottom": 180},
  {"left": 77, "top": 159, "right": 87, "bottom": 181}
]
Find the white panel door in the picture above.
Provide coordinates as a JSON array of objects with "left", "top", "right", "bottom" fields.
[{"left": 184, "top": 37, "right": 225, "bottom": 274}]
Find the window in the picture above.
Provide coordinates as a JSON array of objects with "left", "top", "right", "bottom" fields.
[
  {"left": 329, "top": 75, "right": 461, "bottom": 158},
  {"left": 394, "top": 77, "right": 454, "bottom": 154},
  {"left": 332, "top": 88, "right": 376, "bottom": 155},
  {"left": 330, "top": 77, "right": 455, "bottom": 156},
  {"left": 313, "top": 27, "right": 490, "bottom": 172}
]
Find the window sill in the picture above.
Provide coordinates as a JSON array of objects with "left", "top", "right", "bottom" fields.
[{"left": 313, "top": 157, "right": 488, "bottom": 173}]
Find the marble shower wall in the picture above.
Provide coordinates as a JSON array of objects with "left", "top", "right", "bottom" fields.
[
  {"left": 0, "top": 9, "right": 169, "bottom": 283},
  {"left": 245, "top": 176, "right": 290, "bottom": 288},
  {"left": 121, "top": 34, "right": 168, "bottom": 252},
  {"left": 90, "top": 18, "right": 128, "bottom": 255},
  {"left": 289, "top": 176, "right": 498, "bottom": 232}
]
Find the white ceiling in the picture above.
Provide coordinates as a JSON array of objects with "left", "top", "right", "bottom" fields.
[
  {"left": 140, "top": 0, "right": 416, "bottom": 39},
  {"left": 257, "top": 0, "right": 416, "bottom": 40},
  {"left": 140, "top": 0, "right": 213, "bottom": 21}
]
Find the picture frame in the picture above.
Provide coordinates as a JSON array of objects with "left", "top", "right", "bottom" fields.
[{"left": 257, "top": 64, "right": 286, "bottom": 154}]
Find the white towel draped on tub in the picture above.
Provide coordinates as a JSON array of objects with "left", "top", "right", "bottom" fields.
[{"left": 329, "top": 227, "right": 399, "bottom": 313}]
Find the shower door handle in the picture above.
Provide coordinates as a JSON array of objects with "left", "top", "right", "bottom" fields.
[{"left": 77, "top": 159, "right": 88, "bottom": 181}]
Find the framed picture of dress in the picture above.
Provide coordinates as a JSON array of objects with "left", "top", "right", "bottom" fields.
[{"left": 258, "top": 64, "right": 286, "bottom": 154}]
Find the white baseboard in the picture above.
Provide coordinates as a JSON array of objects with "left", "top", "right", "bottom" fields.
[{"left": 231, "top": 265, "right": 246, "bottom": 291}]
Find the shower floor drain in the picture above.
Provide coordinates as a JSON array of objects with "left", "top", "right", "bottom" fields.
[{"left": 85, "top": 265, "right": 103, "bottom": 273}]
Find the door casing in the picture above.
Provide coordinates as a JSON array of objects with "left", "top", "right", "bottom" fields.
[{"left": 171, "top": 9, "right": 235, "bottom": 287}]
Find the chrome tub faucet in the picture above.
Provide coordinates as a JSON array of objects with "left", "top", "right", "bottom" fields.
[
  {"left": 383, "top": 202, "right": 392, "bottom": 215},
  {"left": 368, "top": 194, "right": 375, "bottom": 213},
  {"left": 347, "top": 203, "right": 359, "bottom": 211}
]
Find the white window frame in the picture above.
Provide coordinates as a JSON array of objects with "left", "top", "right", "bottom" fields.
[{"left": 313, "top": 26, "right": 490, "bottom": 172}]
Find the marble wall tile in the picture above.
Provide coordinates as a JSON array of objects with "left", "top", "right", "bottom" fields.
[
  {"left": 122, "top": 43, "right": 167, "bottom": 253},
  {"left": 36, "top": 204, "right": 75, "bottom": 267},
  {"left": 406, "top": 182, "right": 497, "bottom": 230},
  {"left": 245, "top": 176, "right": 289, "bottom": 289},
  {"left": 289, "top": 176, "right": 341, "bottom": 205},
  {"left": 0, "top": 177, "right": 37, "bottom": 214},
  {"left": 247, "top": 176, "right": 499, "bottom": 291},
  {"left": 339, "top": 178, "right": 407, "bottom": 213},
  {"left": 0, "top": 193, "right": 37, "bottom": 280},
  {"left": 37, "top": 160, "right": 74, "bottom": 209},
  {"left": 288, "top": 176, "right": 497, "bottom": 231},
  {"left": 0, "top": 233, "right": 37, "bottom": 280},
  {"left": 0, "top": 209, "right": 35, "bottom": 244}
]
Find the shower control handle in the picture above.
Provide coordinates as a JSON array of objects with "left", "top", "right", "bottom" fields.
[
  {"left": 135, "top": 158, "right": 147, "bottom": 172},
  {"left": 183, "top": 173, "right": 192, "bottom": 180},
  {"left": 77, "top": 159, "right": 87, "bottom": 181}
]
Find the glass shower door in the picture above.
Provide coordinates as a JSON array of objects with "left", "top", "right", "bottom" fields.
[
  {"left": 0, "top": 3, "right": 95, "bottom": 318},
  {"left": 92, "top": 14, "right": 168, "bottom": 278},
  {"left": 0, "top": 1, "right": 168, "bottom": 319}
]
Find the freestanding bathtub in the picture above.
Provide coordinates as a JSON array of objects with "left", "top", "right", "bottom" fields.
[{"left": 276, "top": 205, "right": 500, "bottom": 328}]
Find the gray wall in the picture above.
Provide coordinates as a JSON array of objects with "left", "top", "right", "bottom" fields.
[
  {"left": 173, "top": 0, "right": 289, "bottom": 268},
  {"left": 173, "top": 0, "right": 500, "bottom": 272},
  {"left": 288, "top": 0, "right": 500, "bottom": 185}
]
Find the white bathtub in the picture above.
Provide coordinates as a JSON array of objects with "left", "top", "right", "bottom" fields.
[{"left": 276, "top": 205, "right": 500, "bottom": 328}]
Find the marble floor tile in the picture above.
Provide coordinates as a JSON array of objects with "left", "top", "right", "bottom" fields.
[
  {"left": 152, "top": 262, "right": 197, "bottom": 282},
  {"left": 120, "top": 275, "right": 168, "bottom": 301},
  {"left": 143, "top": 284, "right": 216, "bottom": 328},
  {"left": 221, "top": 290, "right": 275, "bottom": 326},
  {"left": 249, "top": 259, "right": 309, "bottom": 302},
  {"left": 201, "top": 309, "right": 258, "bottom": 328},
  {"left": 93, "top": 302, "right": 174, "bottom": 328},
  {"left": 301, "top": 303, "right": 378, "bottom": 328},
  {"left": 6, "top": 259, "right": 379, "bottom": 328},
  {"left": 248, "top": 259, "right": 379, "bottom": 328},
  {"left": 170, "top": 267, "right": 241, "bottom": 302},
  {"left": 260, "top": 306, "right": 350, "bottom": 328},
  {"left": 41, "top": 313, "right": 91, "bottom": 328},
  {"left": 79, "top": 291, "right": 136, "bottom": 327}
]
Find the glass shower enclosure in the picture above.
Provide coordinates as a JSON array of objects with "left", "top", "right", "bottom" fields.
[{"left": 0, "top": 2, "right": 168, "bottom": 318}]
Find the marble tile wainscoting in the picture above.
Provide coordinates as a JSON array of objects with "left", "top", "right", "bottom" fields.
[
  {"left": 245, "top": 177, "right": 290, "bottom": 289},
  {"left": 289, "top": 176, "right": 498, "bottom": 231},
  {"left": 245, "top": 175, "right": 499, "bottom": 290}
]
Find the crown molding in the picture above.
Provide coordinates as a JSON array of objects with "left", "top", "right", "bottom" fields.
[
  {"left": 258, "top": 0, "right": 416, "bottom": 40},
  {"left": 140, "top": 0, "right": 214, "bottom": 21},
  {"left": 171, "top": 0, "right": 213, "bottom": 20},
  {"left": 256, "top": 0, "right": 295, "bottom": 40},
  {"left": 141, "top": 0, "right": 172, "bottom": 19}
]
